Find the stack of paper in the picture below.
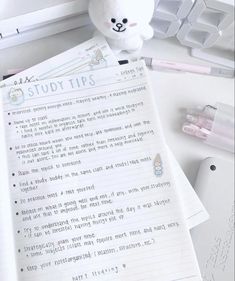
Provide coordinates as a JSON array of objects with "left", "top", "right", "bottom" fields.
[{"left": 0, "top": 36, "right": 208, "bottom": 281}]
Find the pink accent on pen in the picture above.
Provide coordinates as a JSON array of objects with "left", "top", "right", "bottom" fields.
[
  {"left": 182, "top": 103, "right": 234, "bottom": 153},
  {"left": 182, "top": 123, "right": 209, "bottom": 140},
  {"left": 143, "top": 57, "right": 234, "bottom": 78},
  {"left": 186, "top": 114, "right": 213, "bottom": 130},
  {"left": 151, "top": 59, "right": 211, "bottom": 74}
]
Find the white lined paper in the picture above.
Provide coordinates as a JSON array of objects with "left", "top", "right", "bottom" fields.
[{"left": 0, "top": 61, "right": 202, "bottom": 281}]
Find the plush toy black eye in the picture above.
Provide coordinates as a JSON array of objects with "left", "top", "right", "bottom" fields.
[
  {"left": 122, "top": 18, "right": 128, "bottom": 24},
  {"left": 111, "top": 18, "right": 116, "bottom": 23}
]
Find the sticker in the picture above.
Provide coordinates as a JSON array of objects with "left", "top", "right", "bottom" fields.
[
  {"left": 90, "top": 49, "right": 107, "bottom": 69},
  {"left": 8, "top": 88, "right": 25, "bottom": 105},
  {"left": 154, "top": 154, "right": 163, "bottom": 177}
]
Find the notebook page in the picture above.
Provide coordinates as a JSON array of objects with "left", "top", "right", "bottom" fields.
[
  {"left": 0, "top": 35, "right": 118, "bottom": 89},
  {"left": 0, "top": 36, "right": 208, "bottom": 229},
  {"left": 1, "top": 61, "right": 201, "bottom": 281},
  {"left": 168, "top": 149, "right": 209, "bottom": 229},
  {"left": 0, "top": 95, "right": 18, "bottom": 281}
]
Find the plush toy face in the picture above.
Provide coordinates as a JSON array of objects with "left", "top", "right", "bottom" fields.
[{"left": 89, "top": 0, "right": 154, "bottom": 40}]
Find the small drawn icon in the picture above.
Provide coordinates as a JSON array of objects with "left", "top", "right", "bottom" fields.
[
  {"left": 89, "top": 49, "right": 107, "bottom": 69},
  {"left": 154, "top": 154, "right": 163, "bottom": 177},
  {"left": 8, "top": 88, "right": 24, "bottom": 105}
]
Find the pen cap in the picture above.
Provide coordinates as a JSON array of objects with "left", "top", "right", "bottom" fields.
[{"left": 205, "top": 103, "right": 234, "bottom": 153}]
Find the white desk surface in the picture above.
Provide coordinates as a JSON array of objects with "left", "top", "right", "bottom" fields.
[{"left": 0, "top": 24, "right": 234, "bottom": 185}]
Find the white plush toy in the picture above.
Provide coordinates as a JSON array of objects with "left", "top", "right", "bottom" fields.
[{"left": 88, "top": 0, "right": 155, "bottom": 53}]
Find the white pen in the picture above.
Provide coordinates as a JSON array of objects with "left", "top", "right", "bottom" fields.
[{"left": 142, "top": 57, "right": 235, "bottom": 78}]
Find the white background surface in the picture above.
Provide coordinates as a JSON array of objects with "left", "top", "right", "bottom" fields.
[
  {"left": 0, "top": 24, "right": 234, "bottom": 185},
  {"left": 0, "top": 4, "right": 234, "bottom": 281}
]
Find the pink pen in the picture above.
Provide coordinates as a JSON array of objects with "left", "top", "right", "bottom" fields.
[
  {"left": 142, "top": 57, "right": 234, "bottom": 78},
  {"left": 182, "top": 123, "right": 209, "bottom": 140},
  {"left": 186, "top": 114, "right": 213, "bottom": 130},
  {"left": 182, "top": 122, "right": 234, "bottom": 153}
]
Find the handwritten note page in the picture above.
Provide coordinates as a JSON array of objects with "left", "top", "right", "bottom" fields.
[
  {"left": 1, "top": 61, "right": 201, "bottom": 281},
  {"left": 0, "top": 34, "right": 206, "bottom": 281},
  {"left": 0, "top": 97, "right": 17, "bottom": 281},
  {"left": 0, "top": 35, "right": 208, "bottom": 230}
]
